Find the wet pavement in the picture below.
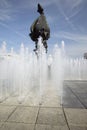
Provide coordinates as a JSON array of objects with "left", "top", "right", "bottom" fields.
[
  {"left": 0, "top": 80, "right": 87, "bottom": 130},
  {"left": 63, "top": 81, "right": 87, "bottom": 108}
]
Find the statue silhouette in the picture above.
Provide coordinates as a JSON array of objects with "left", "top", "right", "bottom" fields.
[{"left": 29, "top": 3, "right": 50, "bottom": 53}]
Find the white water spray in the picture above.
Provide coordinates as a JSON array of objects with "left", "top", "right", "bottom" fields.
[{"left": 0, "top": 38, "right": 87, "bottom": 104}]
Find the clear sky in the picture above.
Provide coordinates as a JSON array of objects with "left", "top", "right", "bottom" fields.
[{"left": 0, "top": 0, "right": 87, "bottom": 57}]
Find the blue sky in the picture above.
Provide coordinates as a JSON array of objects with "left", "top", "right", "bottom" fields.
[{"left": 0, "top": 0, "right": 87, "bottom": 57}]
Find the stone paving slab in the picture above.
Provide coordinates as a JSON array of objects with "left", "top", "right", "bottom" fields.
[
  {"left": 65, "top": 81, "right": 87, "bottom": 94},
  {"left": 0, "top": 80, "right": 87, "bottom": 130},
  {"left": 35, "top": 124, "right": 69, "bottom": 130},
  {"left": 62, "top": 85, "right": 84, "bottom": 108},
  {"left": 62, "top": 82, "right": 87, "bottom": 108},
  {"left": 75, "top": 93, "right": 87, "bottom": 108},
  {"left": 43, "top": 90, "right": 60, "bottom": 98},
  {"left": 62, "top": 86, "right": 74, "bottom": 97},
  {"left": 0, "top": 106, "right": 16, "bottom": 122},
  {"left": 22, "top": 96, "right": 40, "bottom": 107},
  {"left": 8, "top": 106, "right": 39, "bottom": 124},
  {"left": 62, "top": 96, "right": 84, "bottom": 108},
  {"left": 37, "top": 107, "right": 66, "bottom": 126},
  {"left": 64, "top": 108, "right": 87, "bottom": 126},
  {"left": 0, "top": 122, "right": 4, "bottom": 128},
  {"left": 0, "top": 122, "right": 34, "bottom": 130},
  {"left": 63, "top": 81, "right": 80, "bottom": 89},
  {"left": 41, "top": 97, "right": 61, "bottom": 107},
  {"left": 69, "top": 125, "right": 87, "bottom": 130},
  {"left": 70, "top": 87, "right": 87, "bottom": 94},
  {"left": 77, "top": 93, "right": 87, "bottom": 99},
  {"left": 0, "top": 95, "right": 40, "bottom": 107},
  {"left": 0, "top": 97, "right": 21, "bottom": 106}
]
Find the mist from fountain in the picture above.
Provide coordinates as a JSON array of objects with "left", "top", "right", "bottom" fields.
[{"left": 0, "top": 38, "right": 87, "bottom": 104}]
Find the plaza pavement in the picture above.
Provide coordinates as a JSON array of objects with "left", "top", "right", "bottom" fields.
[{"left": 0, "top": 81, "right": 87, "bottom": 130}]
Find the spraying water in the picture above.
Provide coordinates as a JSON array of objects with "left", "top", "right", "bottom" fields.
[{"left": 0, "top": 38, "right": 87, "bottom": 104}]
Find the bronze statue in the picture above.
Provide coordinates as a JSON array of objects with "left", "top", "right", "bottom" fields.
[{"left": 29, "top": 3, "right": 50, "bottom": 53}]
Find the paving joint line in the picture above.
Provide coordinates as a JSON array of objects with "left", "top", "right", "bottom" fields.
[
  {"left": 62, "top": 107, "right": 70, "bottom": 130},
  {"left": 5, "top": 106, "right": 18, "bottom": 122},
  {"left": 67, "top": 85, "right": 87, "bottom": 109},
  {"left": 6, "top": 120, "right": 35, "bottom": 124},
  {"left": 34, "top": 105, "right": 41, "bottom": 130},
  {"left": 0, "top": 122, "right": 5, "bottom": 129},
  {"left": 64, "top": 81, "right": 86, "bottom": 108}
]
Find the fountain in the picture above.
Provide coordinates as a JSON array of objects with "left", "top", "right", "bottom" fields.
[{"left": 0, "top": 38, "right": 87, "bottom": 104}]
